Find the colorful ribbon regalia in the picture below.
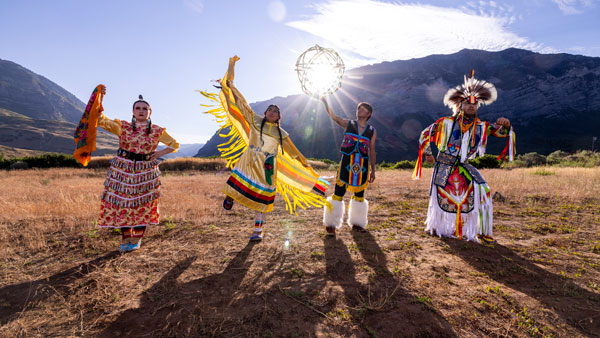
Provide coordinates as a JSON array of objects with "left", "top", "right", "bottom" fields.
[
  {"left": 337, "top": 120, "right": 375, "bottom": 193},
  {"left": 413, "top": 70, "right": 516, "bottom": 243},
  {"left": 321, "top": 118, "right": 375, "bottom": 232},
  {"left": 200, "top": 58, "right": 330, "bottom": 215}
]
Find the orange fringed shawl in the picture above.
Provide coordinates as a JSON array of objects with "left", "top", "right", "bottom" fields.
[{"left": 73, "top": 84, "right": 105, "bottom": 166}]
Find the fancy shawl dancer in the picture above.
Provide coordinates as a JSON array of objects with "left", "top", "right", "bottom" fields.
[
  {"left": 200, "top": 56, "right": 330, "bottom": 241},
  {"left": 413, "top": 70, "right": 515, "bottom": 243},
  {"left": 320, "top": 97, "right": 376, "bottom": 235},
  {"left": 73, "top": 85, "right": 179, "bottom": 252}
]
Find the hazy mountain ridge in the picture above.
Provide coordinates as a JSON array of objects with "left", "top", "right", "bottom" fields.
[
  {"left": 158, "top": 143, "right": 205, "bottom": 159},
  {"left": 197, "top": 48, "right": 600, "bottom": 161}
]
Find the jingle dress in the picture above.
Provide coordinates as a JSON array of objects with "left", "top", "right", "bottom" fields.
[{"left": 96, "top": 116, "right": 179, "bottom": 231}]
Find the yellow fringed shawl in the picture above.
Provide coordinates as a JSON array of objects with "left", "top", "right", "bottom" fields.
[{"left": 199, "top": 58, "right": 330, "bottom": 214}]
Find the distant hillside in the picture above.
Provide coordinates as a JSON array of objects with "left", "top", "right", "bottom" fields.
[
  {"left": 197, "top": 48, "right": 600, "bottom": 161},
  {"left": 0, "top": 58, "right": 118, "bottom": 155},
  {"left": 0, "top": 58, "right": 85, "bottom": 123},
  {"left": 195, "top": 127, "right": 231, "bottom": 158},
  {"left": 0, "top": 144, "right": 50, "bottom": 158},
  {"left": 0, "top": 108, "right": 118, "bottom": 155}
]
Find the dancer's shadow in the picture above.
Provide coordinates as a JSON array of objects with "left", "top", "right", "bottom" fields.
[
  {"left": 0, "top": 251, "right": 119, "bottom": 326},
  {"left": 100, "top": 233, "right": 458, "bottom": 337},
  {"left": 324, "top": 236, "right": 360, "bottom": 294},
  {"left": 446, "top": 239, "right": 600, "bottom": 336},
  {"left": 351, "top": 231, "right": 394, "bottom": 279},
  {"left": 101, "top": 242, "right": 257, "bottom": 337},
  {"left": 350, "top": 231, "right": 457, "bottom": 337},
  {"left": 319, "top": 236, "right": 363, "bottom": 336},
  {"left": 209, "top": 235, "right": 455, "bottom": 338}
]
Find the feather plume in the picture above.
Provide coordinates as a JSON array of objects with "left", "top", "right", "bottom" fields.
[{"left": 443, "top": 69, "right": 497, "bottom": 114}]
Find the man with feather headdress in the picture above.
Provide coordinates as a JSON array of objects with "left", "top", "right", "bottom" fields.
[{"left": 413, "top": 69, "right": 515, "bottom": 243}]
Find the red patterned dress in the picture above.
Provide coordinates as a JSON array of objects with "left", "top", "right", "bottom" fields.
[{"left": 97, "top": 115, "right": 179, "bottom": 237}]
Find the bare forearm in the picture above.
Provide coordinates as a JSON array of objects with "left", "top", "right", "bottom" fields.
[
  {"left": 369, "top": 132, "right": 377, "bottom": 183},
  {"left": 226, "top": 56, "right": 239, "bottom": 82},
  {"left": 322, "top": 100, "right": 334, "bottom": 119},
  {"left": 327, "top": 108, "right": 342, "bottom": 125},
  {"left": 369, "top": 150, "right": 376, "bottom": 183},
  {"left": 153, "top": 148, "right": 174, "bottom": 160},
  {"left": 321, "top": 98, "right": 346, "bottom": 127},
  {"left": 371, "top": 154, "right": 376, "bottom": 172},
  {"left": 162, "top": 148, "right": 175, "bottom": 156}
]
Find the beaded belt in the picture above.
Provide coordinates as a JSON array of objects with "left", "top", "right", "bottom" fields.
[
  {"left": 248, "top": 145, "right": 274, "bottom": 157},
  {"left": 117, "top": 148, "right": 151, "bottom": 161}
]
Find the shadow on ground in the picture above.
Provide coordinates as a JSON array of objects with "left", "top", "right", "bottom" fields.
[{"left": 0, "top": 251, "right": 119, "bottom": 326}]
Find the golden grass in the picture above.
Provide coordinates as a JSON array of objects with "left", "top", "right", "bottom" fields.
[
  {"left": 86, "top": 156, "right": 228, "bottom": 171},
  {"left": 478, "top": 167, "right": 600, "bottom": 200},
  {"left": 86, "top": 156, "right": 328, "bottom": 171},
  {"left": 307, "top": 160, "right": 334, "bottom": 170},
  {"left": 0, "top": 167, "right": 598, "bottom": 337},
  {"left": 0, "top": 166, "right": 596, "bottom": 262},
  {"left": 389, "top": 167, "right": 600, "bottom": 201},
  {"left": 0, "top": 168, "right": 226, "bottom": 254}
]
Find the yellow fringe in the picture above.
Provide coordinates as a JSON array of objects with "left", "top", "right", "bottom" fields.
[
  {"left": 276, "top": 180, "right": 330, "bottom": 215},
  {"left": 198, "top": 90, "right": 247, "bottom": 168}
]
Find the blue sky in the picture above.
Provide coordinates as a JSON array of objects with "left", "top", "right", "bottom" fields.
[{"left": 1, "top": 0, "right": 598, "bottom": 143}]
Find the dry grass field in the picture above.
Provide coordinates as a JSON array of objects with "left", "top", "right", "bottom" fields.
[{"left": 0, "top": 166, "right": 599, "bottom": 337}]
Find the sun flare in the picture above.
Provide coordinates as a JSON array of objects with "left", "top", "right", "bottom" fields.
[{"left": 295, "top": 45, "right": 345, "bottom": 97}]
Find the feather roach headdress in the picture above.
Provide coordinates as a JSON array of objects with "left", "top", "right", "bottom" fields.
[{"left": 443, "top": 69, "right": 497, "bottom": 115}]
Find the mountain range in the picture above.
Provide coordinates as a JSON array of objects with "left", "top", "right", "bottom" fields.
[
  {"left": 197, "top": 48, "right": 600, "bottom": 161},
  {"left": 0, "top": 58, "right": 198, "bottom": 158},
  {"left": 0, "top": 58, "right": 120, "bottom": 157},
  {"left": 2, "top": 49, "right": 599, "bottom": 161}
]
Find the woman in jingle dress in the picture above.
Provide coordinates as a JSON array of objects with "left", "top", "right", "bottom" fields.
[{"left": 97, "top": 88, "right": 179, "bottom": 251}]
